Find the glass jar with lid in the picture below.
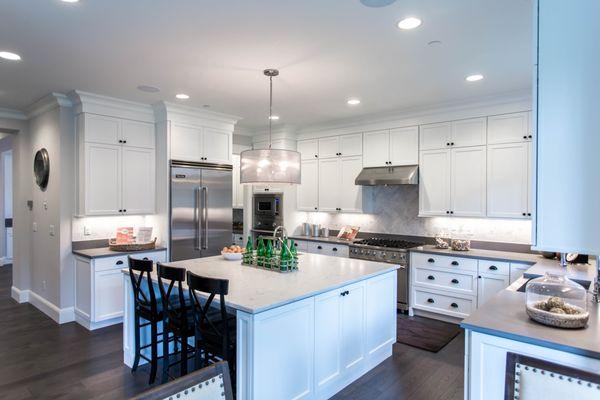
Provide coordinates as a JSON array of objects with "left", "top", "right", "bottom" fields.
[{"left": 525, "top": 273, "right": 589, "bottom": 329}]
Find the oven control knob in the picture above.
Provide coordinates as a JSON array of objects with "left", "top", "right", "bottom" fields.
[{"left": 381, "top": 252, "right": 386, "bottom": 258}]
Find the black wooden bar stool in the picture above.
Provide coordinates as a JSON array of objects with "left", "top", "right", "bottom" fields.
[
  {"left": 187, "top": 271, "right": 237, "bottom": 384},
  {"left": 156, "top": 263, "right": 195, "bottom": 384},
  {"left": 128, "top": 256, "right": 164, "bottom": 384}
]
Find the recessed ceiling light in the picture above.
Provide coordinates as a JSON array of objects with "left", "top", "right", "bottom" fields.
[
  {"left": 175, "top": 93, "right": 190, "bottom": 100},
  {"left": 137, "top": 85, "right": 160, "bottom": 93},
  {"left": 465, "top": 74, "right": 484, "bottom": 82},
  {"left": 268, "top": 115, "right": 280, "bottom": 120},
  {"left": 61, "top": 0, "right": 80, "bottom": 3},
  {"left": 347, "top": 98, "right": 361, "bottom": 105},
  {"left": 0, "top": 51, "right": 21, "bottom": 61},
  {"left": 397, "top": 17, "right": 422, "bottom": 30}
]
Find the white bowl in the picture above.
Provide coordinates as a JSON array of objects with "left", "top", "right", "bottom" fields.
[{"left": 221, "top": 251, "right": 243, "bottom": 261}]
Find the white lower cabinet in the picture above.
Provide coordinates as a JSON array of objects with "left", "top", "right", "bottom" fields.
[
  {"left": 75, "top": 250, "right": 167, "bottom": 330},
  {"left": 306, "top": 241, "right": 349, "bottom": 258},
  {"left": 477, "top": 273, "right": 509, "bottom": 308}
]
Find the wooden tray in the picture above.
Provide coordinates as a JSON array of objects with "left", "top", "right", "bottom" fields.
[{"left": 109, "top": 238, "right": 156, "bottom": 252}]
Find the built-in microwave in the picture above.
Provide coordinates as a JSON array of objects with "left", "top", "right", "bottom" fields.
[{"left": 253, "top": 193, "right": 281, "bottom": 217}]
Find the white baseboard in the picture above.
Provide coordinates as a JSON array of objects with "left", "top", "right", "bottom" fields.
[
  {"left": 0, "top": 257, "right": 13, "bottom": 266},
  {"left": 75, "top": 310, "right": 121, "bottom": 331},
  {"left": 14, "top": 289, "right": 75, "bottom": 324}
]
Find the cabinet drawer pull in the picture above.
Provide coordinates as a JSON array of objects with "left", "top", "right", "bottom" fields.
[
  {"left": 332, "top": 247, "right": 338, "bottom": 252},
  {"left": 489, "top": 265, "right": 498, "bottom": 271},
  {"left": 427, "top": 275, "right": 435, "bottom": 280},
  {"left": 116, "top": 260, "right": 124, "bottom": 265},
  {"left": 340, "top": 290, "right": 350, "bottom": 297},
  {"left": 451, "top": 261, "right": 459, "bottom": 266},
  {"left": 317, "top": 245, "right": 322, "bottom": 250},
  {"left": 427, "top": 298, "right": 435, "bottom": 304},
  {"left": 450, "top": 303, "right": 458, "bottom": 308},
  {"left": 451, "top": 278, "right": 459, "bottom": 284},
  {"left": 427, "top": 258, "right": 435, "bottom": 263}
]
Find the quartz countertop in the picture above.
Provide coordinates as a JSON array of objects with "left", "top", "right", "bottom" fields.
[
  {"left": 128, "top": 253, "right": 397, "bottom": 314},
  {"left": 73, "top": 246, "right": 167, "bottom": 259},
  {"left": 289, "top": 235, "right": 358, "bottom": 245}
]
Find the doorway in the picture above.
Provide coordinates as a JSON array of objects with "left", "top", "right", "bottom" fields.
[{"left": 0, "top": 134, "right": 13, "bottom": 266}]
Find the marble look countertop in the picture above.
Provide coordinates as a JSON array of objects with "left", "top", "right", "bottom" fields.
[
  {"left": 288, "top": 235, "right": 358, "bottom": 245},
  {"left": 73, "top": 246, "right": 167, "bottom": 259},
  {"left": 129, "top": 253, "right": 397, "bottom": 314}
]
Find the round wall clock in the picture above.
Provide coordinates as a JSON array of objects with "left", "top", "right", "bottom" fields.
[{"left": 34, "top": 148, "right": 50, "bottom": 190}]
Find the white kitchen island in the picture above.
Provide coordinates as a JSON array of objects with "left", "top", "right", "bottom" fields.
[{"left": 122, "top": 253, "right": 398, "bottom": 400}]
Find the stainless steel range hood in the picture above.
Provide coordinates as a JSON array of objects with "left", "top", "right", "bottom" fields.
[{"left": 355, "top": 165, "right": 419, "bottom": 186}]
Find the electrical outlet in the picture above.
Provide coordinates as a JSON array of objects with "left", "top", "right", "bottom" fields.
[
  {"left": 32, "top": 222, "right": 37, "bottom": 232},
  {"left": 43, "top": 200, "right": 48, "bottom": 210},
  {"left": 49, "top": 225, "right": 55, "bottom": 236},
  {"left": 84, "top": 226, "right": 92, "bottom": 236}
]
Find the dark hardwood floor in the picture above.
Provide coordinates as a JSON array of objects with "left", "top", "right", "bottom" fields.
[{"left": 0, "top": 265, "right": 464, "bottom": 400}]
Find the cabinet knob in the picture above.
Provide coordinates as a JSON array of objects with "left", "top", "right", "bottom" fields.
[
  {"left": 314, "top": 154, "right": 318, "bottom": 158},
  {"left": 427, "top": 258, "right": 435, "bottom": 263},
  {"left": 450, "top": 142, "right": 455, "bottom": 146},
  {"left": 123, "top": 140, "right": 127, "bottom": 144},
  {"left": 528, "top": 135, "right": 532, "bottom": 139},
  {"left": 427, "top": 298, "right": 435, "bottom": 304},
  {"left": 446, "top": 142, "right": 450, "bottom": 146},
  {"left": 523, "top": 135, "right": 528, "bottom": 139},
  {"left": 123, "top": 209, "right": 127, "bottom": 213},
  {"left": 332, "top": 247, "right": 338, "bottom": 252},
  {"left": 314, "top": 207, "right": 318, "bottom": 210},
  {"left": 317, "top": 245, "right": 322, "bottom": 250},
  {"left": 451, "top": 278, "right": 459, "bottom": 284},
  {"left": 450, "top": 211, "right": 454, "bottom": 214},
  {"left": 427, "top": 275, "right": 435, "bottom": 280},
  {"left": 450, "top": 302, "right": 458, "bottom": 308},
  {"left": 118, "top": 140, "right": 123, "bottom": 143},
  {"left": 119, "top": 209, "right": 123, "bottom": 213},
  {"left": 451, "top": 261, "right": 459, "bottom": 266},
  {"left": 446, "top": 210, "right": 450, "bottom": 214},
  {"left": 116, "top": 260, "right": 124, "bottom": 265},
  {"left": 527, "top": 213, "right": 531, "bottom": 217},
  {"left": 522, "top": 212, "right": 526, "bottom": 216},
  {"left": 489, "top": 265, "right": 498, "bottom": 271}
]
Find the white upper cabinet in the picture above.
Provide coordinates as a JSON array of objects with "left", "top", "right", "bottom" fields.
[
  {"left": 390, "top": 126, "right": 419, "bottom": 166},
  {"left": 451, "top": 146, "right": 486, "bottom": 217},
  {"left": 170, "top": 124, "right": 231, "bottom": 164},
  {"left": 318, "top": 136, "right": 340, "bottom": 158},
  {"left": 363, "top": 130, "right": 389, "bottom": 167},
  {"left": 487, "top": 112, "right": 531, "bottom": 144},
  {"left": 232, "top": 154, "right": 244, "bottom": 209},
  {"left": 487, "top": 142, "right": 530, "bottom": 219},
  {"left": 419, "top": 149, "right": 451, "bottom": 216},
  {"left": 84, "top": 143, "right": 122, "bottom": 215},
  {"left": 122, "top": 147, "right": 155, "bottom": 215},
  {"left": 318, "top": 158, "right": 340, "bottom": 212},
  {"left": 338, "top": 156, "right": 363, "bottom": 213},
  {"left": 419, "top": 122, "right": 452, "bottom": 150},
  {"left": 339, "top": 133, "right": 363, "bottom": 157},
  {"left": 452, "top": 118, "right": 487, "bottom": 148},
  {"left": 121, "top": 120, "right": 155, "bottom": 149},
  {"left": 84, "top": 114, "right": 120, "bottom": 145},
  {"left": 297, "top": 139, "right": 318, "bottom": 160},
  {"left": 297, "top": 159, "right": 319, "bottom": 211}
]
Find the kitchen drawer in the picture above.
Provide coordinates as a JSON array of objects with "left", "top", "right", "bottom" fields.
[
  {"left": 93, "top": 250, "right": 166, "bottom": 272},
  {"left": 411, "top": 252, "right": 478, "bottom": 273},
  {"left": 413, "top": 266, "right": 476, "bottom": 295},
  {"left": 478, "top": 259, "right": 510, "bottom": 276},
  {"left": 412, "top": 287, "right": 476, "bottom": 318},
  {"left": 293, "top": 240, "right": 309, "bottom": 252},
  {"left": 307, "top": 242, "right": 349, "bottom": 257}
]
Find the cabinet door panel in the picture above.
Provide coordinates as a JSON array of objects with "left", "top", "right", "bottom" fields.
[
  {"left": 203, "top": 128, "right": 231, "bottom": 163},
  {"left": 318, "top": 158, "right": 340, "bottom": 212},
  {"left": 85, "top": 143, "right": 121, "bottom": 215},
  {"left": 420, "top": 122, "right": 452, "bottom": 150},
  {"left": 94, "top": 269, "right": 124, "bottom": 321},
  {"left": 339, "top": 133, "right": 363, "bottom": 157},
  {"left": 84, "top": 114, "right": 120, "bottom": 145},
  {"left": 487, "top": 112, "right": 529, "bottom": 144},
  {"left": 121, "top": 120, "right": 155, "bottom": 149},
  {"left": 314, "top": 291, "right": 342, "bottom": 393},
  {"left": 318, "top": 136, "right": 340, "bottom": 159},
  {"left": 390, "top": 126, "right": 418, "bottom": 165},
  {"left": 452, "top": 118, "right": 487, "bottom": 147},
  {"left": 341, "top": 283, "right": 365, "bottom": 372},
  {"left": 477, "top": 274, "right": 509, "bottom": 308},
  {"left": 122, "top": 147, "right": 155, "bottom": 214},
  {"left": 419, "top": 149, "right": 451, "bottom": 216},
  {"left": 171, "top": 124, "right": 202, "bottom": 162},
  {"left": 339, "top": 156, "right": 363, "bottom": 213},
  {"left": 297, "top": 139, "right": 318, "bottom": 160},
  {"left": 451, "top": 146, "right": 486, "bottom": 217},
  {"left": 366, "top": 272, "right": 396, "bottom": 355},
  {"left": 363, "top": 130, "right": 389, "bottom": 167},
  {"left": 487, "top": 143, "right": 528, "bottom": 218},
  {"left": 297, "top": 159, "right": 319, "bottom": 211}
]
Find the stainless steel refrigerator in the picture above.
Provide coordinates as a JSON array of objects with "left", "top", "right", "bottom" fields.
[{"left": 170, "top": 161, "right": 232, "bottom": 261}]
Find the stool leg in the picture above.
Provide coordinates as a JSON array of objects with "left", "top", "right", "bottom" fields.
[
  {"left": 149, "top": 320, "right": 158, "bottom": 384},
  {"left": 131, "top": 313, "right": 141, "bottom": 373},
  {"left": 181, "top": 334, "right": 188, "bottom": 376},
  {"left": 161, "top": 325, "right": 170, "bottom": 384}
]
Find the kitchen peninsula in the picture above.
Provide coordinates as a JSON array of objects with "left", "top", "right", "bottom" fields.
[{"left": 122, "top": 253, "right": 398, "bottom": 400}]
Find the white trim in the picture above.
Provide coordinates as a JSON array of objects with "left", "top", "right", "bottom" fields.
[
  {"left": 11, "top": 286, "right": 29, "bottom": 303},
  {"left": 0, "top": 257, "right": 13, "bottom": 266},
  {"left": 26, "top": 92, "right": 72, "bottom": 119},
  {"left": 74, "top": 309, "right": 121, "bottom": 330},
  {"left": 0, "top": 107, "right": 27, "bottom": 120},
  {"left": 153, "top": 101, "right": 241, "bottom": 128},
  {"left": 26, "top": 290, "right": 75, "bottom": 324},
  {"left": 68, "top": 90, "right": 155, "bottom": 123}
]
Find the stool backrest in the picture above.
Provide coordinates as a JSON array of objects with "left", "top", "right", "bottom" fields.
[
  {"left": 128, "top": 256, "right": 157, "bottom": 314},
  {"left": 157, "top": 263, "right": 188, "bottom": 328}
]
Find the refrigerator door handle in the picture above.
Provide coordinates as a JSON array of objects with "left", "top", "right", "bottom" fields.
[
  {"left": 195, "top": 187, "right": 201, "bottom": 251},
  {"left": 202, "top": 186, "right": 208, "bottom": 249}
]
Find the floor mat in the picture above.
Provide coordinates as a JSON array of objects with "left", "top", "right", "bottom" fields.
[{"left": 397, "top": 314, "right": 462, "bottom": 352}]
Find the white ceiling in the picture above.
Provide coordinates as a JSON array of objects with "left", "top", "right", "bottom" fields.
[{"left": 0, "top": 0, "right": 532, "bottom": 131}]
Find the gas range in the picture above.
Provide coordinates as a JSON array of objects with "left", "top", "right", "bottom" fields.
[{"left": 349, "top": 237, "right": 423, "bottom": 265}]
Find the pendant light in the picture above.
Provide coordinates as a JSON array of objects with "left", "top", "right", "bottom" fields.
[{"left": 240, "top": 69, "right": 301, "bottom": 185}]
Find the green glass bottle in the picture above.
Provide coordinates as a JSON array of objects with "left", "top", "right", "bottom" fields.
[
  {"left": 244, "top": 236, "right": 254, "bottom": 264},
  {"left": 289, "top": 239, "right": 298, "bottom": 259},
  {"left": 265, "top": 239, "right": 274, "bottom": 268},
  {"left": 256, "top": 237, "right": 265, "bottom": 266}
]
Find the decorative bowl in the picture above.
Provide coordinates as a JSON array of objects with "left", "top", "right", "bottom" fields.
[{"left": 221, "top": 251, "right": 243, "bottom": 261}]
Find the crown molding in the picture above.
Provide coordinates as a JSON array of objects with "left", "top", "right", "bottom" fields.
[
  {"left": 68, "top": 90, "right": 155, "bottom": 123},
  {"left": 297, "top": 89, "right": 532, "bottom": 139},
  {"left": 250, "top": 125, "right": 298, "bottom": 143},
  {"left": 26, "top": 93, "right": 72, "bottom": 119},
  {"left": 0, "top": 107, "right": 27, "bottom": 121},
  {"left": 153, "top": 101, "right": 242, "bottom": 130}
]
